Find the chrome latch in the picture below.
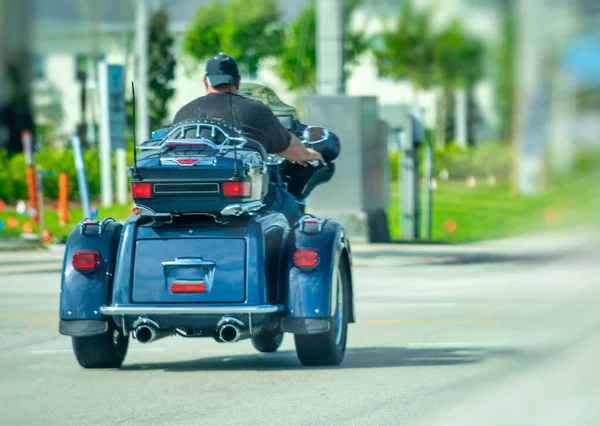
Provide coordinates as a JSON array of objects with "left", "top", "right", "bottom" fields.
[{"left": 298, "top": 215, "right": 329, "bottom": 233}]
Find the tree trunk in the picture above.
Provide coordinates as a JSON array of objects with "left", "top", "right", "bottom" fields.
[{"left": 435, "top": 87, "right": 452, "bottom": 150}]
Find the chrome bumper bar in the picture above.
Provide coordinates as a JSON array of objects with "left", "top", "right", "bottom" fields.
[{"left": 99, "top": 304, "right": 284, "bottom": 316}]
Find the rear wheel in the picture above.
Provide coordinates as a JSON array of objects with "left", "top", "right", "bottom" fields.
[
  {"left": 294, "top": 259, "right": 349, "bottom": 366},
  {"left": 251, "top": 328, "right": 284, "bottom": 353},
  {"left": 72, "top": 323, "right": 129, "bottom": 368}
]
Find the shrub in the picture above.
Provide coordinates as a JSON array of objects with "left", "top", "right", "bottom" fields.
[
  {"left": 388, "top": 141, "right": 512, "bottom": 181},
  {"left": 0, "top": 147, "right": 102, "bottom": 204}
]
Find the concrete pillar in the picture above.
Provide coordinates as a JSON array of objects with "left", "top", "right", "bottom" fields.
[
  {"left": 513, "top": 0, "right": 546, "bottom": 195},
  {"left": 317, "top": 0, "right": 344, "bottom": 95},
  {"left": 455, "top": 89, "right": 467, "bottom": 148},
  {"left": 136, "top": 0, "right": 150, "bottom": 141},
  {"left": 303, "top": 95, "right": 389, "bottom": 243}
]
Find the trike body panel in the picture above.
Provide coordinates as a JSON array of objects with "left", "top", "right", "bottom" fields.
[{"left": 58, "top": 219, "right": 123, "bottom": 336}]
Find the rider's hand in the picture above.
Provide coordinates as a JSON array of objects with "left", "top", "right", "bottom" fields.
[{"left": 297, "top": 148, "right": 324, "bottom": 167}]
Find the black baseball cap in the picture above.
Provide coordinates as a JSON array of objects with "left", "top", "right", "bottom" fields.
[{"left": 205, "top": 53, "right": 240, "bottom": 86}]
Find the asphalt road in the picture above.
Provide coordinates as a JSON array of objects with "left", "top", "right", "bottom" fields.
[{"left": 1, "top": 229, "right": 599, "bottom": 426}]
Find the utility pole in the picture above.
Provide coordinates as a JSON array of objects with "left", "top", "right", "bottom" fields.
[
  {"left": 135, "top": 0, "right": 150, "bottom": 141},
  {"left": 316, "top": 0, "right": 344, "bottom": 95},
  {"left": 513, "top": 0, "right": 546, "bottom": 195},
  {"left": 455, "top": 90, "right": 467, "bottom": 148}
]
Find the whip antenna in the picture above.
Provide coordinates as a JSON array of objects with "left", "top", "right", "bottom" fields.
[
  {"left": 229, "top": 80, "right": 239, "bottom": 177},
  {"left": 131, "top": 81, "right": 140, "bottom": 179}
]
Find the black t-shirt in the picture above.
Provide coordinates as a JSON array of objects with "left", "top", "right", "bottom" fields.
[{"left": 172, "top": 92, "right": 291, "bottom": 154}]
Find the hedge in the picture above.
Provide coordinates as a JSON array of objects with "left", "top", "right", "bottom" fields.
[
  {"left": 0, "top": 144, "right": 135, "bottom": 204},
  {"left": 388, "top": 141, "right": 513, "bottom": 182},
  {"left": 1, "top": 141, "right": 595, "bottom": 205}
]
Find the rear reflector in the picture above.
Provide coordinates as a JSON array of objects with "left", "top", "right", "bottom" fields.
[
  {"left": 293, "top": 248, "right": 319, "bottom": 268},
  {"left": 72, "top": 250, "right": 100, "bottom": 272},
  {"left": 170, "top": 282, "right": 206, "bottom": 293},
  {"left": 175, "top": 158, "right": 197, "bottom": 166},
  {"left": 131, "top": 182, "right": 152, "bottom": 198},
  {"left": 222, "top": 181, "right": 251, "bottom": 197}
]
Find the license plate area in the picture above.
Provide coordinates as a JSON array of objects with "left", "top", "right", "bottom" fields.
[
  {"left": 163, "top": 258, "right": 215, "bottom": 294},
  {"left": 131, "top": 239, "right": 246, "bottom": 303}
]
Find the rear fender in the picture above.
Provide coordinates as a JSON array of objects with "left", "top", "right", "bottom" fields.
[
  {"left": 59, "top": 218, "right": 123, "bottom": 336},
  {"left": 281, "top": 217, "right": 355, "bottom": 334}
]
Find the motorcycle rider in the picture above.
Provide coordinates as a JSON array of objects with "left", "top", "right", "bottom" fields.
[{"left": 172, "top": 53, "right": 323, "bottom": 223}]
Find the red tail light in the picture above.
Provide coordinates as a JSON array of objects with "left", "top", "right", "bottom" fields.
[
  {"left": 293, "top": 248, "right": 319, "bottom": 269},
  {"left": 170, "top": 282, "right": 206, "bottom": 293},
  {"left": 131, "top": 182, "right": 151, "bottom": 198},
  {"left": 222, "top": 181, "right": 251, "bottom": 197},
  {"left": 72, "top": 250, "right": 100, "bottom": 272}
]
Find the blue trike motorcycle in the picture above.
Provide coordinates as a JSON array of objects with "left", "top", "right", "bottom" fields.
[{"left": 59, "top": 84, "right": 355, "bottom": 368}]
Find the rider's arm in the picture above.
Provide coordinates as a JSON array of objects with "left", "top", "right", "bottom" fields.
[
  {"left": 277, "top": 134, "right": 323, "bottom": 166},
  {"left": 259, "top": 106, "right": 323, "bottom": 166}
]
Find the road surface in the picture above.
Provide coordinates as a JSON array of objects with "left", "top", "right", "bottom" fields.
[{"left": 0, "top": 228, "right": 599, "bottom": 425}]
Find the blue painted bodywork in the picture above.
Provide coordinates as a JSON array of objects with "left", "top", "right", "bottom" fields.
[
  {"left": 282, "top": 218, "right": 355, "bottom": 333},
  {"left": 59, "top": 117, "right": 354, "bottom": 340},
  {"left": 59, "top": 219, "right": 123, "bottom": 334}
]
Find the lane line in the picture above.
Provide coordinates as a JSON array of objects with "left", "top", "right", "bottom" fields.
[
  {"left": 360, "top": 318, "right": 496, "bottom": 324},
  {"left": 357, "top": 302, "right": 457, "bottom": 307},
  {"left": 406, "top": 342, "right": 493, "bottom": 348}
]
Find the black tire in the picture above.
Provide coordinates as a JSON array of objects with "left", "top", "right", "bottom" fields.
[
  {"left": 294, "top": 259, "right": 349, "bottom": 366},
  {"left": 72, "top": 324, "right": 129, "bottom": 368},
  {"left": 251, "top": 329, "right": 284, "bottom": 353}
]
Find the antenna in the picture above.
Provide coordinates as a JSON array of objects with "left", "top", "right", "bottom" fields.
[
  {"left": 228, "top": 80, "right": 239, "bottom": 177},
  {"left": 131, "top": 81, "right": 140, "bottom": 179}
]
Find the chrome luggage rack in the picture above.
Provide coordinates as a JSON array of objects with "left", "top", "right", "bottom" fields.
[
  {"left": 138, "top": 120, "right": 252, "bottom": 153},
  {"left": 131, "top": 120, "right": 272, "bottom": 220},
  {"left": 137, "top": 119, "right": 282, "bottom": 167}
]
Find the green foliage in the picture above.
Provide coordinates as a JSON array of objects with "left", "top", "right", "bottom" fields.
[
  {"left": 126, "top": 8, "right": 177, "bottom": 134},
  {"left": 495, "top": 4, "right": 515, "bottom": 143},
  {"left": 276, "top": 5, "right": 316, "bottom": 91},
  {"left": 0, "top": 148, "right": 102, "bottom": 204},
  {"left": 275, "top": 0, "right": 369, "bottom": 92},
  {"left": 373, "top": 1, "right": 486, "bottom": 147},
  {"left": 148, "top": 9, "right": 177, "bottom": 129},
  {"left": 432, "top": 20, "right": 486, "bottom": 89},
  {"left": 182, "top": 0, "right": 283, "bottom": 76},
  {"left": 372, "top": 0, "right": 437, "bottom": 90},
  {"left": 388, "top": 141, "right": 512, "bottom": 183}
]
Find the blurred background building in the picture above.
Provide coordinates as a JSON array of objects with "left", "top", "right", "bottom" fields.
[{"left": 23, "top": 0, "right": 504, "bottom": 145}]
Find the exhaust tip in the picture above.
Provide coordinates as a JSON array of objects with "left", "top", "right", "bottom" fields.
[
  {"left": 136, "top": 325, "right": 155, "bottom": 343},
  {"left": 219, "top": 324, "right": 239, "bottom": 342}
]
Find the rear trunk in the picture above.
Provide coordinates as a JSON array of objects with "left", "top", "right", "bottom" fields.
[{"left": 131, "top": 238, "right": 246, "bottom": 303}]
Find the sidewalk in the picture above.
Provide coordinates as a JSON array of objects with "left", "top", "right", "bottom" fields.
[{"left": 1, "top": 226, "right": 597, "bottom": 275}]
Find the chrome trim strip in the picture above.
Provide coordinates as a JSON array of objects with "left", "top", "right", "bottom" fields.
[
  {"left": 99, "top": 304, "right": 284, "bottom": 316},
  {"left": 162, "top": 258, "right": 216, "bottom": 267},
  {"left": 153, "top": 182, "right": 220, "bottom": 194}
]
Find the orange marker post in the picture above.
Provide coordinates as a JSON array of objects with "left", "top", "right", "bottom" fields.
[
  {"left": 58, "top": 173, "right": 69, "bottom": 225},
  {"left": 21, "top": 130, "right": 38, "bottom": 224}
]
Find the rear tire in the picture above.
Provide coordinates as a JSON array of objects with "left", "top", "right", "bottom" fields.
[
  {"left": 72, "top": 324, "right": 129, "bottom": 368},
  {"left": 251, "top": 329, "right": 284, "bottom": 353},
  {"left": 294, "top": 259, "right": 349, "bottom": 366}
]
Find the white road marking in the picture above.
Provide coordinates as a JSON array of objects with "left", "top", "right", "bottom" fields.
[
  {"left": 406, "top": 342, "right": 492, "bottom": 348},
  {"left": 357, "top": 302, "right": 457, "bottom": 307}
]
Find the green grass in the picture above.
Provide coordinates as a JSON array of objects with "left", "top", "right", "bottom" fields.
[
  {"left": 0, "top": 203, "right": 134, "bottom": 242},
  {"left": 387, "top": 170, "right": 600, "bottom": 243},
  {"left": 1, "top": 169, "right": 599, "bottom": 244}
]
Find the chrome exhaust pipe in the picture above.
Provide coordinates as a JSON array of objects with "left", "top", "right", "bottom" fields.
[
  {"left": 217, "top": 317, "right": 251, "bottom": 342},
  {"left": 135, "top": 324, "right": 174, "bottom": 344}
]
